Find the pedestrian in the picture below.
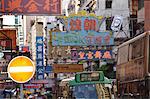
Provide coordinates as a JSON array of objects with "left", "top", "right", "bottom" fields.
[
  {"left": 112, "top": 81, "right": 117, "bottom": 98},
  {"left": 3, "top": 89, "right": 6, "bottom": 98}
]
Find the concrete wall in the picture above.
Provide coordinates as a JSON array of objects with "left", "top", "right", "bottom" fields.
[{"left": 96, "top": 0, "right": 130, "bottom": 38}]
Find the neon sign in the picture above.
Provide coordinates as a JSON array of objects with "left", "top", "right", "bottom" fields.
[{"left": 71, "top": 50, "right": 113, "bottom": 60}]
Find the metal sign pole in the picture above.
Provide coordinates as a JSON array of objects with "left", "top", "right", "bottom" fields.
[{"left": 20, "top": 83, "right": 24, "bottom": 99}]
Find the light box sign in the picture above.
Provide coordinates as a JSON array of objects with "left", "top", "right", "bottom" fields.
[
  {"left": 52, "top": 16, "right": 114, "bottom": 46},
  {"left": 53, "top": 64, "right": 83, "bottom": 73},
  {"left": 36, "top": 36, "right": 44, "bottom": 80},
  {"left": 52, "top": 31, "right": 113, "bottom": 46},
  {"left": 0, "top": 0, "right": 61, "bottom": 15},
  {"left": 71, "top": 50, "right": 113, "bottom": 60},
  {"left": 0, "top": 30, "right": 16, "bottom": 50}
]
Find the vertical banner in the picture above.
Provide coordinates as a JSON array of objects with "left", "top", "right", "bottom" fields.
[{"left": 36, "top": 36, "right": 44, "bottom": 79}]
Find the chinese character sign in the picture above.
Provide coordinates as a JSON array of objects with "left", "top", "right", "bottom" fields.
[
  {"left": 71, "top": 50, "right": 113, "bottom": 60},
  {"left": 52, "top": 16, "right": 114, "bottom": 46},
  {"left": 68, "top": 17, "right": 99, "bottom": 31},
  {"left": 52, "top": 31, "right": 113, "bottom": 46},
  {"left": 36, "top": 36, "right": 44, "bottom": 80},
  {"left": 0, "top": 0, "right": 61, "bottom": 15}
]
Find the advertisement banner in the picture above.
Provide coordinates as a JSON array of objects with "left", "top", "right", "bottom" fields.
[
  {"left": 0, "top": 0, "right": 61, "bottom": 15},
  {"left": 36, "top": 36, "right": 44, "bottom": 80},
  {"left": 71, "top": 50, "right": 113, "bottom": 60}
]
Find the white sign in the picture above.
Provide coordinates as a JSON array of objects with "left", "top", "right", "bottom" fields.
[
  {"left": 111, "top": 15, "right": 123, "bottom": 31},
  {"left": 0, "top": 52, "right": 4, "bottom": 59}
]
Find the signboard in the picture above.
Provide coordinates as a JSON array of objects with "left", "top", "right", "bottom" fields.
[
  {"left": 0, "top": 52, "right": 4, "bottom": 59},
  {"left": 52, "top": 31, "right": 113, "bottom": 46},
  {"left": 0, "top": 0, "right": 61, "bottom": 15},
  {"left": 31, "top": 80, "right": 49, "bottom": 84},
  {"left": 71, "top": 50, "right": 113, "bottom": 60},
  {"left": 45, "top": 65, "right": 53, "bottom": 73},
  {"left": 53, "top": 64, "right": 83, "bottom": 73},
  {"left": 80, "top": 72, "right": 101, "bottom": 82},
  {"left": 24, "top": 84, "right": 42, "bottom": 89},
  {"left": 7, "top": 56, "right": 35, "bottom": 83},
  {"left": 36, "top": 36, "right": 44, "bottom": 80},
  {"left": 22, "top": 46, "right": 29, "bottom": 52},
  {"left": 111, "top": 15, "right": 123, "bottom": 31},
  {"left": 52, "top": 13, "right": 113, "bottom": 46},
  {"left": 0, "top": 30, "right": 16, "bottom": 50}
]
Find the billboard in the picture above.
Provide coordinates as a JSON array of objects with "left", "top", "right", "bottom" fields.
[
  {"left": 52, "top": 31, "right": 113, "bottom": 46},
  {"left": 53, "top": 64, "right": 83, "bottom": 73},
  {"left": 0, "top": 0, "right": 61, "bottom": 15},
  {"left": 0, "top": 29, "right": 16, "bottom": 50},
  {"left": 71, "top": 50, "right": 113, "bottom": 60},
  {"left": 36, "top": 36, "right": 44, "bottom": 80},
  {"left": 52, "top": 15, "right": 114, "bottom": 46}
]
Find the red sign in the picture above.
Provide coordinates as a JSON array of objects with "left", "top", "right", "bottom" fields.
[
  {"left": 22, "top": 46, "right": 29, "bottom": 52},
  {"left": 0, "top": 0, "right": 61, "bottom": 15},
  {"left": 0, "top": 29, "right": 16, "bottom": 50},
  {"left": 69, "top": 18, "right": 98, "bottom": 31},
  {"left": 24, "top": 84, "right": 42, "bottom": 89}
]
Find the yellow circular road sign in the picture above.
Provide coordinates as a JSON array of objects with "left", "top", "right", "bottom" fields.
[{"left": 7, "top": 56, "right": 35, "bottom": 83}]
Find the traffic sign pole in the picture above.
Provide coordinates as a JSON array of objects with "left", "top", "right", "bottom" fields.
[
  {"left": 20, "top": 83, "right": 24, "bottom": 99},
  {"left": 7, "top": 56, "right": 35, "bottom": 98}
]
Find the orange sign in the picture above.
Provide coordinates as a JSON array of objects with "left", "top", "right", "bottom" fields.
[
  {"left": 53, "top": 64, "right": 83, "bottom": 73},
  {"left": 7, "top": 56, "right": 35, "bottom": 83}
]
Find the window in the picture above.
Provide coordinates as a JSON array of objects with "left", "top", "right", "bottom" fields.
[
  {"left": 106, "top": 0, "right": 112, "bottom": 9},
  {"left": 0, "top": 18, "right": 3, "bottom": 28},
  {"left": 106, "top": 17, "right": 112, "bottom": 30},
  {"left": 15, "top": 15, "right": 18, "bottom": 24},
  {"left": 130, "top": 38, "right": 144, "bottom": 59},
  {"left": 117, "top": 45, "right": 129, "bottom": 65},
  {"left": 138, "top": 0, "right": 144, "bottom": 10}
]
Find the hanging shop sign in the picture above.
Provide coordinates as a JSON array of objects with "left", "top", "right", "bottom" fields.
[
  {"left": 0, "top": 0, "right": 61, "bottom": 15},
  {"left": 21, "top": 46, "right": 29, "bottom": 52},
  {"left": 24, "top": 84, "right": 42, "bottom": 89},
  {"left": 111, "top": 15, "right": 123, "bottom": 32},
  {"left": 53, "top": 64, "right": 83, "bottom": 73},
  {"left": 0, "top": 52, "right": 4, "bottom": 59},
  {"left": 0, "top": 29, "right": 16, "bottom": 50},
  {"left": 36, "top": 36, "right": 44, "bottom": 80},
  {"left": 52, "top": 31, "right": 113, "bottom": 46},
  {"left": 52, "top": 11, "right": 113, "bottom": 46},
  {"left": 71, "top": 50, "right": 113, "bottom": 60}
]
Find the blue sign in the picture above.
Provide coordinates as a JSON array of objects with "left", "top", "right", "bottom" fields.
[
  {"left": 45, "top": 66, "right": 53, "bottom": 73},
  {"left": 52, "top": 31, "right": 113, "bottom": 46},
  {"left": 36, "top": 36, "right": 44, "bottom": 80}
]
